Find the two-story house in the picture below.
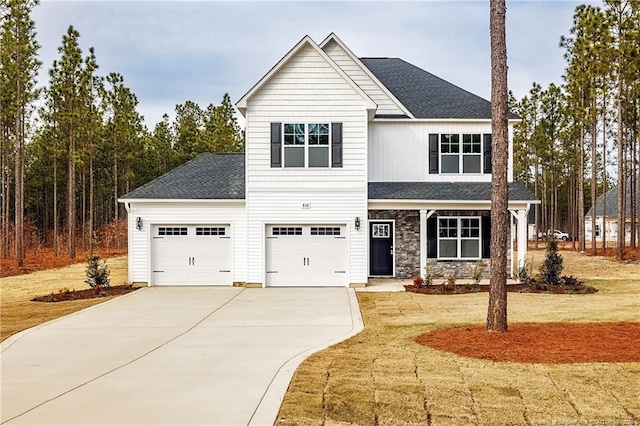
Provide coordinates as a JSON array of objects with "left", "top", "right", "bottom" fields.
[{"left": 119, "top": 33, "right": 538, "bottom": 287}]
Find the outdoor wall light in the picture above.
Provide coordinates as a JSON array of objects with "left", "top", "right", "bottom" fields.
[
  {"left": 136, "top": 217, "right": 143, "bottom": 231},
  {"left": 355, "top": 217, "right": 361, "bottom": 231}
]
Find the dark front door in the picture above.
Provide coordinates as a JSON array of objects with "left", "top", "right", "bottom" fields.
[{"left": 370, "top": 222, "right": 393, "bottom": 276}]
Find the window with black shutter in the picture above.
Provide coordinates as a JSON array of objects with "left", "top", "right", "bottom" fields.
[
  {"left": 483, "top": 134, "right": 492, "bottom": 174},
  {"left": 271, "top": 122, "right": 282, "bottom": 167},
  {"left": 428, "top": 134, "right": 439, "bottom": 174}
]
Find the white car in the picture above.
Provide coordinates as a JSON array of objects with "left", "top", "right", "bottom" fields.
[{"left": 550, "top": 230, "right": 569, "bottom": 241}]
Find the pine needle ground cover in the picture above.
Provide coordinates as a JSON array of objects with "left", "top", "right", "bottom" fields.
[
  {"left": 0, "top": 256, "right": 128, "bottom": 342},
  {"left": 277, "top": 251, "right": 640, "bottom": 425}
]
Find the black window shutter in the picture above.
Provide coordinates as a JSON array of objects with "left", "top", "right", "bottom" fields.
[
  {"left": 331, "top": 123, "right": 343, "bottom": 168},
  {"left": 427, "top": 215, "right": 437, "bottom": 258},
  {"left": 482, "top": 215, "right": 491, "bottom": 258},
  {"left": 483, "top": 134, "right": 492, "bottom": 174},
  {"left": 270, "top": 123, "right": 282, "bottom": 167},
  {"left": 429, "top": 134, "right": 439, "bottom": 174}
]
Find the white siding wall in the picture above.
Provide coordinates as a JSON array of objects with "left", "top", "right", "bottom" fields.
[
  {"left": 322, "top": 40, "right": 405, "bottom": 116},
  {"left": 245, "top": 43, "right": 369, "bottom": 285},
  {"left": 126, "top": 202, "right": 246, "bottom": 284},
  {"left": 368, "top": 121, "right": 515, "bottom": 182}
]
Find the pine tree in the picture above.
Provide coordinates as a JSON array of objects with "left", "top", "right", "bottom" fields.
[
  {"left": 487, "top": 0, "right": 509, "bottom": 333},
  {"left": 0, "top": 0, "right": 41, "bottom": 265}
]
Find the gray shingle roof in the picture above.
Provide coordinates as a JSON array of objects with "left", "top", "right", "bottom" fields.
[
  {"left": 360, "top": 57, "right": 519, "bottom": 120},
  {"left": 368, "top": 181, "right": 537, "bottom": 202},
  {"left": 120, "top": 153, "right": 245, "bottom": 200},
  {"left": 585, "top": 184, "right": 636, "bottom": 218}
]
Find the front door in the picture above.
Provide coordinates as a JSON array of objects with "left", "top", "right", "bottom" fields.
[{"left": 370, "top": 222, "right": 393, "bottom": 276}]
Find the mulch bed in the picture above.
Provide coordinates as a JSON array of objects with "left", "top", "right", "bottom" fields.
[
  {"left": 416, "top": 322, "right": 640, "bottom": 364},
  {"left": 31, "top": 285, "right": 139, "bottom": 302},
  {"left": 405, "top": 283, "right": 598, "bottom": 295}
]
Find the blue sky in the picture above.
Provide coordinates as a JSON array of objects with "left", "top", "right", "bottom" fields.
[{"left": 34, "top": 0, "right": 599, "bottom": 128}]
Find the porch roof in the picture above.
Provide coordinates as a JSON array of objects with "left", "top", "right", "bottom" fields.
[{"left": 368, "top": 181, "right": 538, "bottom": 202}]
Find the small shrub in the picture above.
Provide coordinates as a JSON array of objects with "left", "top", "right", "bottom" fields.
[
  {"left": 540, "top": 238, "right": 563, "bottom": 285},
  {"left": 413, "top": 276, "right": 425, "bottom": 288},
  {"left": 424, "top": 260, "right": 435, "bottom": 286},
  {"left": 443, "top": 275, "right": 456, "bottom": 289},
  {"left": 85, "top": 255, "right": 110, "bottom": 291},
  {"left": 517, "top": 256, "right": 535, "bottom": 284},
  {"left": 559, "top": 275, "right": 582, "bottom": 286},
  {"left": 465, "top": 283, "right": 480, "bottom": 293},
  {"left": 472, "top": 260, "right": 485, "bottom": 285}
]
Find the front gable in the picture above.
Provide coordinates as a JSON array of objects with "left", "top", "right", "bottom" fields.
[
  {"left": 320, "top": 33, "right": 412, "bottom": 118},
  {"left": 236, "top": 35, "right": 376, "bottom": 117}
]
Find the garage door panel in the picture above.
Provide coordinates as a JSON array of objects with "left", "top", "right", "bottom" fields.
[
  {"left": 151, "top": 225, "right": 232, "bottom": 286},
  {"left": 266, "top": 225, "right": 347, "bottom": 287}
]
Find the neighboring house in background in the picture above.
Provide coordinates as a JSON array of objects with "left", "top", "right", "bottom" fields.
[
  {"left": 119, "top": 33, "right": 538, "bottom": 287},
  {"left": 585, "top": 184, "right": 639, "bottom": 243}
]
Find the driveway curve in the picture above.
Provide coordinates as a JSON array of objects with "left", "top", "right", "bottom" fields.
[{"left": 1, "top": 287, "right": 363, "bottom": 425}]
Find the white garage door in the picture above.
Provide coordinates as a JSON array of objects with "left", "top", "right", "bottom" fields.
[
  {"left": 265, "top": 225, "right": 348, "bottom": 287},
  {"left": 152, "top": 225, "right": 232, "bottom": 286}
]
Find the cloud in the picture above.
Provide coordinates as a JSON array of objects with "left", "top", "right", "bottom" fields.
[{"left": 33, "top": 0, "right": 593, "bottom": 127}]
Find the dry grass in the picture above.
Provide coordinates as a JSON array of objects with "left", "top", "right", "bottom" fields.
[
  {"left": 277, "top": 250, "right": 640, "bottom": 425},
  {"left": 0, "top": 256, "right": 128, "bottom": 342}
]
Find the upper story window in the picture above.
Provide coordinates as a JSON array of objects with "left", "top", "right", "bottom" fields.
[
  {"left": 283, "top": 123, "right": 330, "bottom": 168},
  {"left": 440, "top": 134, "right": 481, "bottom": 174},
  {"left": 271, "top": 122, "right": 342, "bottom": 169},
  {"left": 429, "top": 133, "right": 491, "bottom": 175}
]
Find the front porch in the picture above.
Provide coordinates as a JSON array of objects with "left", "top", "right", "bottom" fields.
[{"left": 367, "top": 206, "right": 531, "bottom": 281}]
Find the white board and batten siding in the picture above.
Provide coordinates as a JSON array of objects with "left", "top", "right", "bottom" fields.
[
  {"left": 126, "top": 201, "right": 246, "bottom": 285},
  {"left": 368, "top": 121, "right": 514, "bottom": 183},
  {"left": 322, "top": 39, "right": 406, "bottom": 117},
  {"left": 244, "top": 43, "right": 370, "bottom": 286}
]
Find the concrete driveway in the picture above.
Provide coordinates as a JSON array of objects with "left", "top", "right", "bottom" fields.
[{"left": 1, "top": 287, "right": 363, "bottom": 425}]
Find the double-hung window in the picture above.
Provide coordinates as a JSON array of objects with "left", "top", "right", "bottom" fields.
[
  {"left": 283, "top": 123, "right": 330, "bottom": 168},
  {"left": 462, "top": 134, "right": 481, "bottom": 173},
  {"left": 438, "top": 217, "right": 481, "bottom": 259},
  {"left": 439, "top": 133, "right": 482, "bottom": 174},
  {"left": 283, "top": 123, "right": 306, "bottom": 167}
]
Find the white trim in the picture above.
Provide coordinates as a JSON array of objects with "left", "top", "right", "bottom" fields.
[
  {"left": 236, "top": 35, "right": 377, "bottom": 115},
  {"left": 118, "top": 199, "right": 245, "bottom": 204},
  {"left": 319, "top": 33, "right": 414, "bottom": 119},
  {"left": 367, "top": 219, "right": 396, "bottom": 277},
  {"left": 373, "top": 118, "right": 522, "bottom": 124},
  {"left": 419, "top": 210, "right": 427, "bottom": 279}
]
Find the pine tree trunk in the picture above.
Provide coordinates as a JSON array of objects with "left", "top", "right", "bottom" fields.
[
  {"left": 14, "top": 84, "right": 24, "bottom": 267},
  {"left": 578, "top": 122, "right": 586, "bottom": 251},
  {"left": 617, "top": 78, "right": 625, "bottom": 260},
  {"left": 487, "top": 0, "right": 508, "bottom": 333},
  {"left": 602, "top": 102, "right": 607, "bottom": 250},
  {"left": 591, "top": 111, "right": 597, "bottom": 255},
  {"left": 53, "top": 149, "right": 58, "bottom": 257},
  {"left": 89, "top": 153, "right": 94, "bottom": 256},
  {"left": 1, "top": 126, "right": 9, "bottom": 259},
  {"left": 68, "top": 126, "right": 76, "bottom": 259}
]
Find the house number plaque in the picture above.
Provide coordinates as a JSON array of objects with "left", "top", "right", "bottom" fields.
[{"left": 302, "top": 203, "right": 311, "bottom": 209}]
